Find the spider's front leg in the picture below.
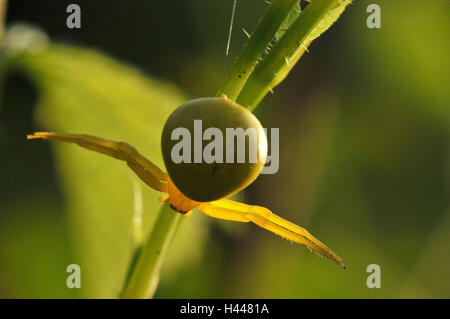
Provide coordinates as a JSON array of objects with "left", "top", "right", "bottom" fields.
[
  {"left": 198, "top": 199, "right": 345, "bottom": 268},
  {"left": 27, "top": 132, "right": 168, "bottom": 192}
]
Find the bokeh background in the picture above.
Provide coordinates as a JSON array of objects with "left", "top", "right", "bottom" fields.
[{"left": 0, "top": 0, "right": 448, "bottom": 298}]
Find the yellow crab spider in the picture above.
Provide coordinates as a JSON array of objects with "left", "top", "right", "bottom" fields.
[{"left": 27, "top": 96, "right": 345, "bottom": 268}]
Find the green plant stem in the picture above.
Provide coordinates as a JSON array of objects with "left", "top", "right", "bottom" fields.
[
  {"left": 237, "top": 0, "right": 351, "bottom": 110},
  {"left": 217, "top": 0, "right": 299, "bottom": 101},
  {"left": 121, "top": 202, "right": 182, "bottom": 299},
  {"left": 0, "top": 0, "right": 7, "bottom": 40}
]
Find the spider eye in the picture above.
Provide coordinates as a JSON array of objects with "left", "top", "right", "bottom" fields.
[{"left": 161, "top": 96, "right": 268, "bottom": 202}]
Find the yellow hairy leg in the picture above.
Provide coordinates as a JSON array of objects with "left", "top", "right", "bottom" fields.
[
  {"left": 198, "top": 199, "right": 345, "bottom": 268},
  {"left": 27, "top": 132, "right": 168, "bottom": 192}
]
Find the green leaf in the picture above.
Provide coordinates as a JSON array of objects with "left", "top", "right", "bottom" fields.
[
  {"left": 16, "top": 44, "right": 209, "bottom": 298},
  {"left": 274, "top": 0, "right": 301, "bottom": 41},
  {"left": 237, "top": 0, "right": 352, "bottom": 110},
  {"left": 218, "top": 0, "right": 301, "bottom": 101}
]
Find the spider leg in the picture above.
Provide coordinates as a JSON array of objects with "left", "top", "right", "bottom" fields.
[
  {"left": 198, "top": 199, "right": 345, "bottom": 268},
  {"left": 27, "top": 132, "right": 168, "bottom": 192}
]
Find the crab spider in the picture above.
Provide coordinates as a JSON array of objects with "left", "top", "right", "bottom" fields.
[{"left": 27, "top": 131, "right": 345, "bottom": 268}]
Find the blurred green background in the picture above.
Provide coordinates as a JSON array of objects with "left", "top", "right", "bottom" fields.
[{"left": 0, "top": 0, "right": 448, "bottom": 298}]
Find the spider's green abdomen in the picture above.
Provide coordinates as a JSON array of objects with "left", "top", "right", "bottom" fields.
[{"left": 161, "top": 96, "right": 267, "bottom": 202}]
